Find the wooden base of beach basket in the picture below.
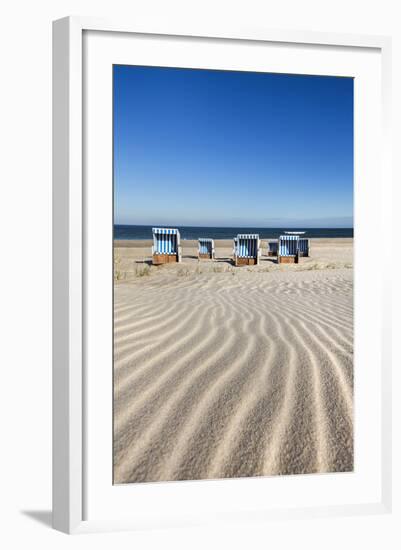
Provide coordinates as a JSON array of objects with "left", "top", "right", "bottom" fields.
[
  {"left": 235, "top": 257, "right": 257, "bottom": 266},
  {"left": 199, "top": 253, "right": 213, "bottom": 260},
  {"left": 267, "top": 251, "right": 276, "bottom": 257},
  {"left": 152, "top": 254, "right": 178, "bottom": 265},
  {"left": 278, "top": 255, "right": 299, "bottom": 264}
]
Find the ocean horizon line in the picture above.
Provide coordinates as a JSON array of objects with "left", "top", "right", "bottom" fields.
[{"left": 114, "top": 224, "right": 353, "bottom": 240}]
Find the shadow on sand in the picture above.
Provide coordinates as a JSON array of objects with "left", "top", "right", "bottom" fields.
[
  {"left": 134, "top": 259, "right": 153, "bottom": 266},
  {"left": 21, "top": 510, "right": 52, "bottom": 528}
]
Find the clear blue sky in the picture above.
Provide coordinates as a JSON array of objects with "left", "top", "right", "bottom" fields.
[{"left": 114, "top": 65, "right": 353, "bottom": 228}]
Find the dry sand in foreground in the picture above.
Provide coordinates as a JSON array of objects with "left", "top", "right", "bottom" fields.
[{"left": 113, "top": 239, "right": 353, "bottom": 483}]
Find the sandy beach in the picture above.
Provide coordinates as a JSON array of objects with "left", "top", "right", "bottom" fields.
[{"left": 113, "top": 238, "right": 353, "bottom": 483}]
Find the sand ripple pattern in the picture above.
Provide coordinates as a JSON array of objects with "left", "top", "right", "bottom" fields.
[{"left": 114, "top": 270, "right": 353, "bottom": 483}]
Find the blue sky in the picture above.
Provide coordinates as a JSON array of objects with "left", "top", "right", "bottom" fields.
[{"left": 114, "top": 65, "right": 353, "bottom": 228}]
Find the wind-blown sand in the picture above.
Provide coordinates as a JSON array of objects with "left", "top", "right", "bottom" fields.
[{"left": 113, "top": 239, "right": 353, "bottom": 483}]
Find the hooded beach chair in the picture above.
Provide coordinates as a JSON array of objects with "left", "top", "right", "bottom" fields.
[
  {"left": 233, "top": 234, "right": 260, "bottom": 266},
  {"left": 298, "top": 238, "right": 310, "bottom": 257},
  {"left": 267, "top": 240, "right": 278, "bottom": 256},
  {"left": 198, "top": 238, "right": 215, "bottom": 260},
  {"left": 278, "top": 235, "right": 299, "bottom": 264},
  {"left": 152, "top": 227, "right": 182, "bottom": 265}
]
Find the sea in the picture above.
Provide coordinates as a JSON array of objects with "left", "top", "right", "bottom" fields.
[{"left": 114, "top": 225, "right": 353, "bottom": 240}]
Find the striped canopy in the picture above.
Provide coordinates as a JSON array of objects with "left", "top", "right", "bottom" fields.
[
  {"left": 235, "top": 234, "right": 259, "bottom": 258},
  {"left": 153, "top": 227, "right": 179, "bottom": 235},
  {"left": 198, "top": 238, "right": 214, "bottom": 255},
  {"left": 268, "top": 240, "right": 278, "bottom": 252},
  {"left": 279, "top": 235, "right": 299, "bottom": 256},
  {"left": 152, "top": 227, "right": 179, "bottom": 254}
]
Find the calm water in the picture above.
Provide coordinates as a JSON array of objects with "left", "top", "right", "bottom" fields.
[{"left": 114, "top": 225, "right": 353, "bottom": 240}]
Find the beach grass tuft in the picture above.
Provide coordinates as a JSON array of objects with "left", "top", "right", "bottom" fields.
[{"left": 136, "top": 264, "right": 150, "bottom": 277}]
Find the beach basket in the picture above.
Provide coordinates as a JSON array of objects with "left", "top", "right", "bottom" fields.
[
  {"left": 198, "top": 238, "right": 215, "bottom": 260},
  {"left": 278, "top": 235, "right": 299, "bottom": 264},
  {"left": 152, "top": 228, "right": 182, "bottom": 265},
  {"left": 233, "top": 234, "right": 260, "bottom": 266},
  {"left": 267, "top": 240, "right": 278, "bottom": 256}
]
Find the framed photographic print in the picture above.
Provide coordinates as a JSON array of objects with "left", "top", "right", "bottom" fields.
[{"left": 52, "top": 17, "right": 392, "bottom": 534}]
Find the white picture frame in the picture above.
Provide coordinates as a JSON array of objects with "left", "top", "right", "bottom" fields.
[{"left": 52, "top": 16, "right": 392, "bottom": 534}]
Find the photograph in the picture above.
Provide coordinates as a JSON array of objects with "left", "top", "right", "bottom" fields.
[{"left": 112, "top": 65, "right": 354, "bottom": 484}]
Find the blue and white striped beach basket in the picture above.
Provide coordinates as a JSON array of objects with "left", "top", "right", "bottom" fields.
[
  {"left": 233, "top": 234, "right": 260, "bottom": 265},
  {"left": 198, "top": 238, "right": 215, "bottom": 259},
  {"left": 152, "top": 228, "right": 182, "bottom": 263},
  {"left": 278, "top": 235, "right": 299, "bottom": 263},
  {"left": 267, "top": 240, "right": 278, "bottom": 256}
]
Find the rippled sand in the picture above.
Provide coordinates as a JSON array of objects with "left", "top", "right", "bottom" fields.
[{"left": 113, "top": 240, "right": 353, "bottom": 484}]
